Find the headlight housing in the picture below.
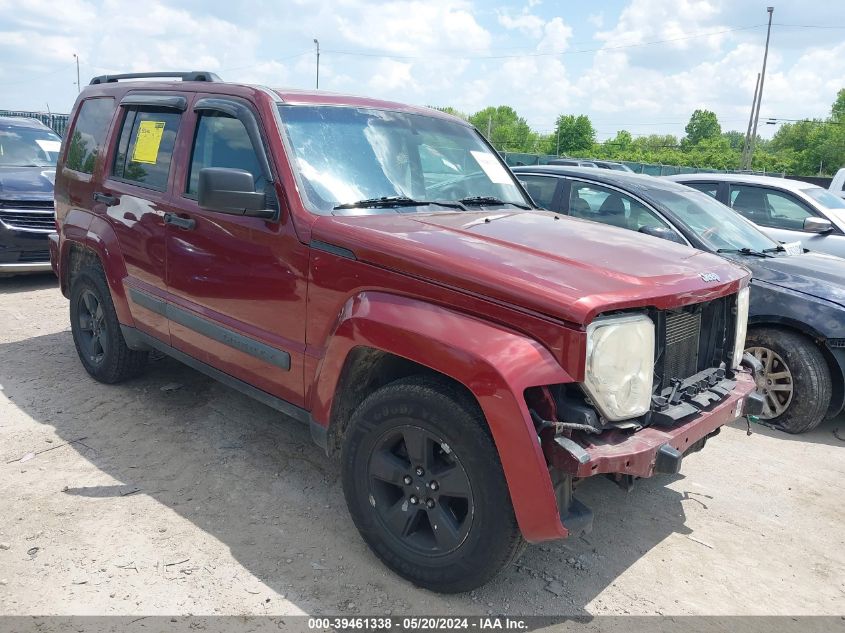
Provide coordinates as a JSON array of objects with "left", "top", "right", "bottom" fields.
[
  {"left": 583, "top": 313, "right": 655, "bottom": 421},
  {"left": 732, "top": 287, "right": 750, "bottom": 369}
]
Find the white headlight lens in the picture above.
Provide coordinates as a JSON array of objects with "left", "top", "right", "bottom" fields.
[
  {"left": 732, "top": 287, "right": 750, "bottom": 369},
  {"left": 583, "top": 314, "right": 655, "bottom": 421}
]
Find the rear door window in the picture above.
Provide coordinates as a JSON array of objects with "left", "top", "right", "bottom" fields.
[
  {"left": 517, "top": 174, "right": 560, "bottom": 210},
  {"left": 112, "top": 107, "right": 181, "bottom": 191},
  {"left": 65, "top": 98, "right": 116, "bottom": 174}
]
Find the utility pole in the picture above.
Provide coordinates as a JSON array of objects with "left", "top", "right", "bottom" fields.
[
  {"left": 740, "top": 73, "right": 760, "bottom": 169},
  {"left": 556, "top": 119, "right": 561, "bottom": 156},
  {"left": 73, "top": 53, "right": 80, "bottom": 93},
  {"left": 745, "top": 7, "right": 774, "bottom": 170},
  {"left": 313, "top": 39, "right": 320, "bottom": 89},
  {"left": 487, "top": 113, "right": 492, "bottom": 139}
]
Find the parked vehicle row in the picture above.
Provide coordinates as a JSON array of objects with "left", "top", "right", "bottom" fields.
[
  {"left": 48, "top": 72, "right": 764, "bottom": 592},
  {"left": 0, "top": 116, "right": 61, "bottom": 275},
  {"left": 514, "top": 165, "right": 845, "bottom": 434}
]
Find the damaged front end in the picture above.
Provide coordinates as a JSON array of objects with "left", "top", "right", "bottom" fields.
[{"left": 526, "top": 292, "right": 765, "bottom": 539}]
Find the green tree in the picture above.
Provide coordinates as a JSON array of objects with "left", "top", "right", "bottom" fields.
[
  {"left": 468, "top": 106, "right": 533, "bottom": 152},
  {"left": 546, "top": 114, "right": 595, "bottom": 155},
  {"left": 431, "top": 106, "right": 468, "bottom": 121},
  {"left": 684, "top": 109, "right": 721, "bottom": 145},
  {"left": 721, "top": 130, "right": 745, "bottom": 150}
]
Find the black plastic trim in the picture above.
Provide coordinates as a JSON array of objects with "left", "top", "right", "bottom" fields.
[
  {"left": 127, "top": 287, "right": 290, "bottom": 370},
  {"left": 310, "top": 240, "right": 356, "bottom": 260},
  {"left": 120, "top": 94, "right": 188, "bottom": 111},
  {"left": 120, "top": 325, "right": 309, "bottom": 424}
]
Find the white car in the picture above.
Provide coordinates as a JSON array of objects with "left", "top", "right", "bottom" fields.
[
  {"left": 666, "top": 173, "right": 845, "bottom": 259},
  {"left": 830, "top": 167, "right": 845, "bottom": 201}
]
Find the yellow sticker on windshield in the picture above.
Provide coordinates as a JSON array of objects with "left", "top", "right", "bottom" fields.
[{"left": 131, "top": 120, "right": 166, "bottom": 164}]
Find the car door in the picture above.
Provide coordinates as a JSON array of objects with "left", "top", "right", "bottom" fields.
[
  {"left": 101, "top": 93, "right": 188, "bottom": 343},
  {"left": 727, "top": 183, "right": 845, "bottom": 256},
  {"left": 164, "top": 95, "right": 308, "bottom": 406}
]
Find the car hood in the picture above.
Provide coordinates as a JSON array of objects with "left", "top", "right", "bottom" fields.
[
  {"left": 744, "top": 251, "right": 845, "bottom": 308},
  {"left": 312, "top": 210, "right": 748, "bottom": 325},
  {"left": 0, "top": 165, "right": 55, "bottom": 201}
]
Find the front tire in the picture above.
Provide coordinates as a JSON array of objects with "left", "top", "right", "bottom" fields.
[
  {"left": 746, "top": 328, "right": 831, "bottom": 434},
  {"left": 341, "top": 376, "right": 525, "bottom": 593},
  {"left": 69, "top": 265, "right": 148, "bottom": 383}
]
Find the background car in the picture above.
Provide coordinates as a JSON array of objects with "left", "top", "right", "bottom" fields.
[
  {"left": 514, "top": 165, "right": 845, "bottom": 433},
  {"left": 830, "top": 167, "right": 845, "bottom": 201},
  {"left": 0, "top": 116, "right": 60, "bottom": 276},
  {"left": 666, "top": 173, "right": 845, "bottom": 259},
  {"left": 547, "top": 158, "right": 599, "bottom": 168}
]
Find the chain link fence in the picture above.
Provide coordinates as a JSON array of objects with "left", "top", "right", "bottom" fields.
[
  {"left": 500, "top": 152, "right": 785, "bottom": 178},
  {"left": 0, "top": 110, "right": 70, "bottom": 137}
]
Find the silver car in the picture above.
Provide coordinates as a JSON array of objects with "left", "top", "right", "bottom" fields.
[{"left": 666, "top": 173, "right": 845, "bottom": 259}]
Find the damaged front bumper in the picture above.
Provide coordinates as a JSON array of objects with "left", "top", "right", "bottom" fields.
[{"left": 544, "top": 370, "right": 760, "bottom": 480}]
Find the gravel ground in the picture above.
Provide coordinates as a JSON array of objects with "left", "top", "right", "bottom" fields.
[{"left": 1, "top": 273, "right": 843, "bottom": 616}]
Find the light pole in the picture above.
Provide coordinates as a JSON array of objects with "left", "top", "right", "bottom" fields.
[
  {"left": 744, "top": 6, "right": 775, "bottom": 170},
  {"left": 313, "top": 38, "right": 320, "bottom": 90},
  {"left": 73, "top": 53, "right": 80, "bottom": 93}
]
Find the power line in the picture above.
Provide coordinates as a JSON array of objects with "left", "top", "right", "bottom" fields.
[{"left": 323, "top": 24, "right": 767, "bottom": 61}]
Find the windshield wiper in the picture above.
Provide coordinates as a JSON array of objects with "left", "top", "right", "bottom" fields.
[
  {"left": 716, "top": 247, "right": 773, "bottom": 258},
  {"left": 458, "top": 196, "right": 531, "bottom": 210},
  {"left": 333, "top": 196, "right": 465, "bottom": 211},
  {"left": 762, "top": 245, "right": 786, "bottom": 253}
]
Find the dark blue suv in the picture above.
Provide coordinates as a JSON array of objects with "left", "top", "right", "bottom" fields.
[{"left": 0, "top": 116, "right": 61, "bottom": 275}]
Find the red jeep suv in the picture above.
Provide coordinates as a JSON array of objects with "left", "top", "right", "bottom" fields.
[{"left": 50, "top": 71, "right": 762, "bottom": 592}]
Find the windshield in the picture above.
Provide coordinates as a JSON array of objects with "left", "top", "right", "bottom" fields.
[
  {"left": 803, "top": 186, "right": 845, "bottom": 209},
  {"left": 647, "top": 185, "right": 780, "bottom": 252},
  {"left": 0, "top": 124, "right": 62, "bottom": 167},
  {"left": 277, "top": 105, "right": 527, "bottom": 214}
]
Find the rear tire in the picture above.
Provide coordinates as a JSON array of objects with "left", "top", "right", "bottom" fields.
[
  {"left": 69, "top": 265, "right": 148, "bottom": 383},
  {"left": 341, "top": 375, "right": 525, "bottom": 593},
  {"left": 746, "top": 328, "right": 831, "bottom": 434}
]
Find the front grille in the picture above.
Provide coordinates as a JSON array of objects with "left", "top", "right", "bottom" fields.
[
  {"left": 18, "top": 250, "right": 50, "bottom": 263},
  {"left": 0, "top": 208, "right": 55, "bottom": 231},
  {"left": 657, "top": 295, "right": 733, "bottom": 391},
  {"left": 663, "top": 312, "right": 701, "bottom": 386}
]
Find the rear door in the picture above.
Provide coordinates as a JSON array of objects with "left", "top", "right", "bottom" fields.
[
  {"left": 164, "top": 95, "right": 308, "bottom": 406},
  {"left": 101, "top": 94, "right": 188, "bottom": 342}
]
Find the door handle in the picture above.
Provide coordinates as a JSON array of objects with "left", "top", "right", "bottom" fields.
[
  {"left": 163, "top": 212, "right": 196, "bottom": 230},
  {"left": 93, "top": 192, "right": 118, "bottom": 206}
]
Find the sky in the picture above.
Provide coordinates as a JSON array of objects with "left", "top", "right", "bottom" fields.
[{"left": 1, "top": 0, "right": 844, "bottom": 142}]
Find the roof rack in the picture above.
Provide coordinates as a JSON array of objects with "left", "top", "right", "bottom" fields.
[{"left": 89, "top": 71, "right": 222, "bottom": 85}]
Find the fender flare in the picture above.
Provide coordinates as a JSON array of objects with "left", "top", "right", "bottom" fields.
[
  {"left": 311, "top": 291, "right": 579, "bottom": 542},
  {"left": 58, "top": 209, "right": 134, "bottom": 326}
]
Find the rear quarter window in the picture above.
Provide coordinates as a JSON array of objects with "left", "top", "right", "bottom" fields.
[{"left": 65, "top": 98, "right": 116, "bottom": 174}]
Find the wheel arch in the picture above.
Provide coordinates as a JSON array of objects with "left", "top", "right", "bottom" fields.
[{"left": 310, "top": 291, "right": 579, "bottom": 542}]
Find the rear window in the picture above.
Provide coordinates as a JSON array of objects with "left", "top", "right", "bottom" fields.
[{"left": 66, "top": 98, "right": 115, "bottom": 174}]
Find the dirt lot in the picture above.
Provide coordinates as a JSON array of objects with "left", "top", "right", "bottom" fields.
[{"left": 0, "top": 273, "right": 843, "bottom": 617}]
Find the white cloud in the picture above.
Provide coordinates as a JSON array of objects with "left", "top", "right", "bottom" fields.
[
  {"left": 497, "top": 11, "right": 546, "bottom": 39},
  {"left": 587, "top": 12, "right": 604, "bottom": 28}
]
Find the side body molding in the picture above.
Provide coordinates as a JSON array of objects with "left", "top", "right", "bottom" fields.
[{"left": 311, "top": 291, "right": 578, "bottom": 542}]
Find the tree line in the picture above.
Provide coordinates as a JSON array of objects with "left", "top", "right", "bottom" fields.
[{"left": 435, "top": 89, "right": 845, "bottom": 176}]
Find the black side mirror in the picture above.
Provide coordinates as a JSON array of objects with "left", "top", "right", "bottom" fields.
[
  {"left": 639, "top": 225, "right": 686, "bottom": 244},
  {"left": 198, "top": 168, "right": 271, "bottom": 217}
]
